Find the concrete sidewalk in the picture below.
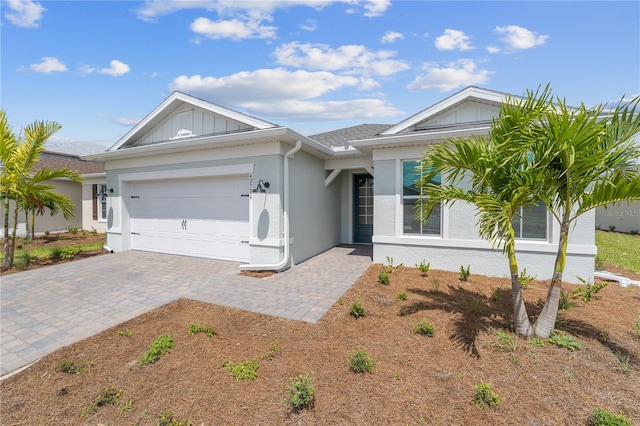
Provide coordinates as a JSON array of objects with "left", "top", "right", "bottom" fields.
[{"left": 0, "top": 245, "right": 371, "bottom": 377}]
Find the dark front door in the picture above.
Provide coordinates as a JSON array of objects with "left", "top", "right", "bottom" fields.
[{"left": 354, "top": 174, "right": 373, "bottom": 244}]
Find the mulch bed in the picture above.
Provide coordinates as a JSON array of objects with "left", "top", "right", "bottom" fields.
[{"left": 1, "top": 265, "right": 639, "bottom": 425}]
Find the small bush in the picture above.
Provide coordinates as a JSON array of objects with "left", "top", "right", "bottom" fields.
[
  {"left": 474, "top": 382, "right": 501, "bottom": 407},
  {"left": 188, "top": 323, "right": 215, "bottom": 337},
  {"left": 488, "top": 327, "right": 518, "bottom": 352},
  {"left": 395, "top": 291, "right": 407, "bottom": 301},
  {"left": 157, "top": 410, "right": 192, "bottom": 426},
  {"left": 348, "top": 349, "right": 375, "bottom": 373},
  {"left": 68, "top": 226, "right": 78, "bottom": 235},
  {"left": 223, "top": 359, "right": 260, "bottom": 381},
  {"left": 530, "top": 338, "right": 545, "bottom": 347},
  {"left": 82, "top": 385, "right": 122, "bottom": 417},
  {"left": 519, "top": 268, "right": 536, "bottom": 289},
  {"left": 139, "top": 334, "right": 175, "bottom": 365},
  {"left": 629, "top": 229, "right": 639, "bottom": 235},
  {"left": 559, "top": 289, "right": 576, "bottom": 310},
  {"left": 58, "top": 245, "right": 81, "bottom": 260},
  {"left": 591, "top": 408, "right": 632, "bottom": 426},
  {"left": 573, "top": 279, "right": 608, "bottom": 303},
  {"left": 459, "top": 264, "right": 471, "bottom": 281},
  {"left": 595, "top": 256, "right": 606, "bottom": 271},
  {"left": 608, "top": 225, "right": 616, "bottom": 232},
  {"left": 116, "top": 330, "right": 132, "bottom": 337},
  {"left": 350, "top": 300, "right": 364, "bottom": 318},
  {"left": 491, "top": 287, "right": 504, "bottom": 301},
  {"left": 285, "top": 373, "right": 315, "bottom": 410},
  {"left": 383, "top": 256, "right": 402, "bottom": 273},
  {"left": 548, "top": 331, "right": 582, "bottom": 351},
  {"left": 90, "top": 227, "right": 98, "bottom": 236},
  {"left": 377, "top": 271, "right": 390, "bottom": 285},
  {"left": 416, "top": 260, "right": 430, "bottom": 277},
  {"left": 413, "top": 320, "right": 434, "bottom": 336},
  {"left": 57, "top": 360, "right": 85, "bottom": 374}
]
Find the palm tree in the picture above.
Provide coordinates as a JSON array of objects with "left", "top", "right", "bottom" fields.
[
  {"left": 417, "top": 86, "right": 552, "bottom": 336},
  {"left": 510, "top": 92, "right": 640, "bottom": 338},
  {"left": 1, "top": 111, "right": 81, "bottom": 270}
]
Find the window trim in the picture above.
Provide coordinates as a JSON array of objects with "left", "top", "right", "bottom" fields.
[{"left": 97, "top": 184, "right": 107, "bottom": 222}]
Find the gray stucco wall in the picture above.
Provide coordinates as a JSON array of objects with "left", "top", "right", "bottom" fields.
[
  {"left": 595, "top": 201, "right": 640, "bottom": 234},
  {"left": 371, "top": 157, "right": 597, "bottom": 284},
  {"left": 288, "top": 149, "right": 341, "bottom": 264}
]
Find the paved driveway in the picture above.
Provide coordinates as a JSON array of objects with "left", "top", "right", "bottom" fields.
[{"left": 0, "top": 245, "right": 371, "bottom": 377}]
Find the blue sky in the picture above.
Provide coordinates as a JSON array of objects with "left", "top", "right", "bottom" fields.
[{"left": 2, "top": 0, "right": 639, "bottom": 149}]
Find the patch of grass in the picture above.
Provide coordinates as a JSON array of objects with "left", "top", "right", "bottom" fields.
[
  {"left": 377, "top": 271, "right": 390, "bottom": 285},
  {"left": 488, "top": 327, "right": 518, "bottom": 352},
  {"left": 57, "top": 359, "right": 92, "bottom": 374},
  {"left": 139, "top": 334, "right": 175, "bottom": 365},
  {"left": 491, "top": 287, "right": 504, "bottom": 301},
  {"left": 415, "top": 259, "right": 430, "bottom": 277},
  {"left": 1, "top": 242, "right": 104, "bottom": 263},
  {"left": 614, "top": 350, "right": 633, "bottom": 375},
  {"left": 222, "top": 359, "right": 260, "bottom": 381},
  {"left": 349, "top": 300, "right": 364, "bottom": 318},
  {"left": 548, "top": 331, "right": 582, "bottom": 351},
  {"left": 285, "top": 373, "right": 315, "bottom": 411},
  {"left": 116, "top": 330, "right": 132, "bottom": 337},
  {"left": 188, "top": 323, "right": 215, "bottom": 338},
  {"left": 261, "top": 343, "right": 279, "bottom": 360},
  {"left": 591, "top": 408, "right": 632, "bottom": 426},
  {"left": 530, "top": 338, "right": 545, "bottom": 347},
  {"left": 81, "top": 385, "right": 122, "bottom": 417},
  {"left": 595, "top": 230, "right": 640, "bottom": 273},
  {"left": 395, "top": 291, "right": 407, "bottom": 301},
  {"left": 348, "top": 349, "right": 375, "bottom": 373},
  {"left": 459, "top": 264, "right": 471, "bottom": 281},
  {"left": 430, "top": 277, "right": 440, "bottom": 291},
  {"left": 474, "top": 382, "right": 501, "bottom": 407},
  {"left": 466, "top": 298, "right": 486, "bottom": 315},
  {"left": 559, "top": 289, "right": 577, "bottom": 310},
  {"left": 413, "top": 320, "right": 434, "bottom": 337}
]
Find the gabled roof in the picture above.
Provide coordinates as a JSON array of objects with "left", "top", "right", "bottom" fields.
[
  {"left": 33, "top": 151, "right": 104, "bottom": 175},
  {"left": 380, "top": 86, "right": 514, "bottom": 136},
  {"left": 310, "top": 124, "right": 392, "bottom": 148},
  {"left": 109, "top": 91, "right": 278, "bottom": 151}
]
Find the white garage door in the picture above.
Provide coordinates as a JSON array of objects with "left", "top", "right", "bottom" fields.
[{"left": 129, "top": 175, "right": 250, "bottom": 262}]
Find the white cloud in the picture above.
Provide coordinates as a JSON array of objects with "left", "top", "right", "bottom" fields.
[
  {"left": 362, "top": 0, "right": 391, "bottom": 17},
  {"left": 495, "top": 25, "right": 548, "bottom": 50},
  {"left": 190, "top": 17, "right": 277, "bottom": 40},
  {"left": 97, "top": 60, "right": 131, "bottom": 76},
  {"left": 381, "top": 31, "right": 403, "bottom": 44},
  {"left": 114, "top": 117, "right": 141, "bottom": 126},
  {"left": 435, "top": 29, "right": 473, "bottom": 51},
  {"left": 486, "top": 46, "right": 501, "bottom": 54},
  {"left": 28, "top": 57, "right": 67, "bottom": 74},
  {"left": 273, "top": 42, "right": 409, "bottom": 76},
  {"left": 4, "top": 0, "right": 45, "bottom": 28},
  {"left": 407, "top": 59, "right": 493, "bottom": 92},
  {"left": 300, "top": 19, "right": 317, "bottom": 32},
  {"left": 169, "top": 68, "right": 402, "bottom": 121}
]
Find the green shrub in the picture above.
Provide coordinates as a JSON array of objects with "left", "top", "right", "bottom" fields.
[
  {"left": 58, "top": 245, "right": 81, "bottom": 260},
  {"left": 474, "top": 382, "right": 501, "bottom": 407},
  {"left": 416, "top": 260, "right": 430, "bottom": 277},
  {"left": 350, "top": 300, "right": 364, "bottom": 318},
  {"left": 413, "top": 320, "right": 434, "bottom": 337},
  {"left": 157, "top": 410, "right": 192, "bottom": 426},
  {"left": 285, "top": 373, "right": 315, "bottom": 410},
  {"left": 591, "top": 408, "right": 631, "bottom": 426},
  {"left": 90, "top": 227, "right": 98, "bottom": 236},
  {"left": 491, "top": 287, "right": 504, "bottom": 301},
  {"left": 573, "top": 279, "right": 608, "bottom": 303},
  {"left": 488, "top": 327, "right": 518, "bottom": 352},
  {"left": 139, "top": 334, "right": 175, "bottom": 365},
  {"left": 57, "top": 360, "right": 85, "bottom": 374},
  {"left": 519, "top": 268, "right": 536, "bottom": 289},
  {"left": 82, "top": 385, "right": 123, "bottom": 417},
  {"left": 68, "top": 226, "right": 78, "bottom": 235},
  {"left": 377, "top": 271, "right": 390, "bottom": 285},
  {"left": 188, "top": 323, "right": 215, "bottom": 337},
  {"left": 348, "top": 349, "right": 375, "bottom": 373},
  {"left": 459, "top": 264, "right": 471, "bottom": 281},
  {"left": 559, "top": 289, "right": 576, "bottom": 310},
  {"left": 223, "top": 359, "right": 260, "bottom": 381},
  {"left": 383, "top": 256, "right": 402, "bottom": 273},
  {"left": 548, "top": 331, "right": 582, "bottom": 351},
  {"left": 395, "top": 291, "right": 407, "bottom": 301}
]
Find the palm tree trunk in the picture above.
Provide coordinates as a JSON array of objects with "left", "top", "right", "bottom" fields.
[
  {"left": 2, "top": 197, "right": 10, "bottom": 270},
  {"left": 30, "top": 210, "right": 35, "bottom": 239},
  {"left": 8, "top": 201, "right": 20, "bottom": 269},
  {"left": 508, "top": 248, "right": 533, "bottom": 336},
  {"left": 533, "top": 221, "right": 569, "bottom": 338},
  {"left": 24, "top": 210, "right": 30, "bottom": 240}
]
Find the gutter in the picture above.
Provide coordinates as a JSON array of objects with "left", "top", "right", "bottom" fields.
[{"left": 239, "top": 140, "right": 302, "bottom": 272}]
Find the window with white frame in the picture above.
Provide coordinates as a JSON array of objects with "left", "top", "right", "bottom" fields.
[
  {"left": 98, "top": 184, "right": 107, "bottom": 221},
  {"left": 402, "top": 160, "right": 441, "bottom": 235},
  {"left": 511, "top": 204, "right": 547, "bottom": 239}
]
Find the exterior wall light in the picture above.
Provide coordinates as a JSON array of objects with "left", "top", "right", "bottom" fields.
[
  {"left": 97, "top": 186, "right": 113, "bottom": 201},
  {"left": 253, "top": 179, "right": 270, "bottom": 193}
]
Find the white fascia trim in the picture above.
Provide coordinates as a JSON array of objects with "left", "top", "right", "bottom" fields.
[
  {"left": 118, "top": 164, "right": 254, "bottom": 182},
  {"left": 325, "top": 156, "right": 373, "bottom": 170},
  {"left": 83, "top": 127, "right": 290, "bottom": 162},
  {"left": 373, "top": 235, "right": 597, "bottom": 255},
  {"left": 381, "top": 87, "right": 510, "bottom": 135},
  {"left": 82, "top": 172, "right": 106, "bottom": 179},
  {"left": 109, "top": 92, "right": 276, "bottom": 151}
]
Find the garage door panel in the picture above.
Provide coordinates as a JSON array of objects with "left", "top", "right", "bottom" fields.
[{"left": 129, "top": 175, "right": 250, "bottom": 262}]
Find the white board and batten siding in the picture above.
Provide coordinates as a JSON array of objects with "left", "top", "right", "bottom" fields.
[
  {"left": 416, "top": 100, "right": 499, "bottom": 128},
  {"left": 129, "top": 175, "right": 250, "bottom": 262},
  {"left": 140, "top": 106, "right": 253, "bottom": 145}
]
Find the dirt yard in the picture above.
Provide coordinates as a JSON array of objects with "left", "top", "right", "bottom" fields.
[{"left": 1, "top": 264, "right": 639, "bottom": 425}]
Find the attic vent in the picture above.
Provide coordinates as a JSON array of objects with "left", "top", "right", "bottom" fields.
[{"left": 172, "top": 129, "right": 195, "bottom": 139}]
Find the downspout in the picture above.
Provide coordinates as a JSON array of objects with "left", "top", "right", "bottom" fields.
[{"left": 239, "top": 140, "right": 302, "bottom": 272}]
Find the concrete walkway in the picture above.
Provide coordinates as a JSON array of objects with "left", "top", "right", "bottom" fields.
[{"left": 0, "top": 245, "right": 372, "bottom": 377}]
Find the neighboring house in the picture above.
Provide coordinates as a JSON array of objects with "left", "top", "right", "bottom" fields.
[
  {"left": 0, "top": 151, "right": 105, "bottom": 236},
  {"left": 595, "top": 164, "right": 640, "bottom": 233},
  {"left": 82, "top": 87, "right": 597, "bottom": 283}
]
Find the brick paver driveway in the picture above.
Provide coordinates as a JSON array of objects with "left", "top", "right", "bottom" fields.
[{"left": 0, "top": 245, "right": 372, "bottom": 377}]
